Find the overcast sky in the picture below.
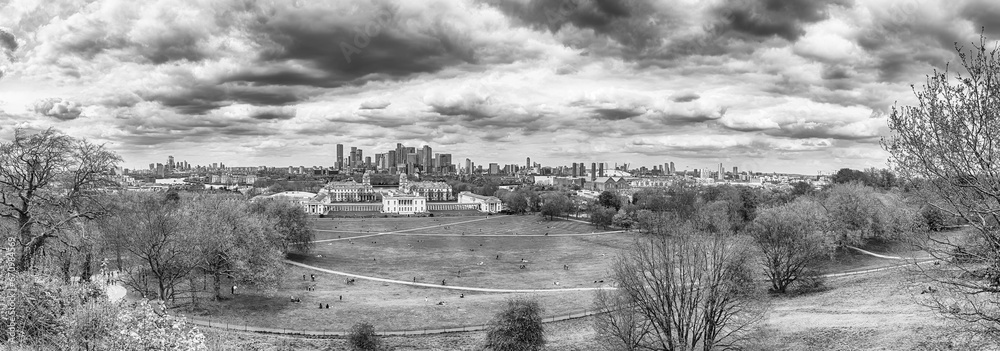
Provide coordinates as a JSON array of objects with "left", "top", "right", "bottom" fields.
[{"left": 0, "top": 0, "right": 997, "bottom": 174}]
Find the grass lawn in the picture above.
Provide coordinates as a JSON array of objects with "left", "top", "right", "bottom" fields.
[
  {"left": 400, "top": 215, "right": 602, "bottom": 236},
  {"left": 749, "top": 268, "right": 995, "bottom": 350},
  {"left": 189, "top": 265, "right": 597, "bottom": 332},
  {"left": 294, "top": 233, "right": 630, "bottom": 289},
  {"left": 201, "top": 314, "right": 601, "bottom": 351},
  {"left": 309, "top": 216, "right": 496, "bottom": 241}
]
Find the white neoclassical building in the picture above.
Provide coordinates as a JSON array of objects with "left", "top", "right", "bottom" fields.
[
  {"left": 457, "top": 191, "right": 503, "bottom": 213},
  {"left": 382, "top": 190, "right": 427, "bottom": 215}
]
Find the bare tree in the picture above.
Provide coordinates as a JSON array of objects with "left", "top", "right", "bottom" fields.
[
  {"left": 0, "top": 128, "right": 121, "bottom": 272},
  {"left": 100, "top": 192, "right": 193, "bottom": 300},
  {"left": 606, "top": 221, "right": 766, "bottom": 350},
  {"left": 750, "top": 198, "right": 831, "bottom": 293},
  {"left": 594, "top": 288, "right": 652, "bottom": 351},
  {"left": 883, "top": 33, "right": 1000, "bottom": 334}
]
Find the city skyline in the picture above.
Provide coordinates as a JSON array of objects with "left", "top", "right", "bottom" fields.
[{"left": 1, "top": 1, "right": 994, "bottom": 173}]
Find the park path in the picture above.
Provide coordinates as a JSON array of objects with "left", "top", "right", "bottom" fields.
[
  {"left": 390, "top": 230, "right": 625, "bottom": 237},
  {"left": 284, "top": 260, "right": 612, "bottom": 293}
]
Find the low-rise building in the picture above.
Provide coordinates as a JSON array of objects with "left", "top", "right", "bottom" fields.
[
  {"left": 457, "top": 191, "right": 503, "bottom": 213},
  {"left": 382, "top": 190, "right": 427, "bottom": 214}
]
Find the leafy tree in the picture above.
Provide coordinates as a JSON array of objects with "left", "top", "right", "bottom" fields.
[
  {"left": 821, "top": 183, "right": 919, "bottom": 247},
  {"left": 791, "top": 181, "right": 813, "bottom": 196},
  {"left": 500, "top": 190, "right": 529, "bottom": 214},
  {"left": 249, "top": 198, "right": 314, "bottom": 255},
  {"left": 348, "top": 322, "right": 383, "bottom": 351},
  {"left": 612, "top": 208, "right": 635, "bottom": 230},
  {"left": 751, "top": 199, "right": 831, "bottom": 293},
  {"left": 831, "top": 168, "right": 869, "bottom": 185},
  {"left": 597, "top": 190, "right": 622, "bottom": 211},
  {"left": 540, "top": 193, "right": 571, "bottom": 220},
  {"left": 883, "top": 33, "right": 1000, "bottom": 331},
  {"left": 186, "top": 196, "right": 284, "bottom": 300},
  {"left": 484, "top": 298, "right": 545, "bottom": 351},
  {"left": 0, "top": 128, "right": 121, "bottom": 271},
  {"left": 589, "top": 205, "right": 616, "bottom": 229}
]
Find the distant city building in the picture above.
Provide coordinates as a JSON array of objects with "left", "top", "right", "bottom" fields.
[
  {"left": 586, "top": 177, "right": 629, "bottom": 192},
  {"left": 337, "top": 144, "right": 344, "bottom": 170},
  {"left": 489, "top": 163, "right": 500, "bottom": 175}
]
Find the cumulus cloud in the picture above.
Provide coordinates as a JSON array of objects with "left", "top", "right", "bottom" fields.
[
  {"left": 1, "top": 0, "right": 992, "bottom": 172},
  {"left": 32, "top": 98, "right": 83, "bottom": 120}
]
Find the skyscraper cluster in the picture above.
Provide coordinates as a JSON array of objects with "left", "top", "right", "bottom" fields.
[{"left": 336, "top": 143, "right": 453, "bottom": 174}]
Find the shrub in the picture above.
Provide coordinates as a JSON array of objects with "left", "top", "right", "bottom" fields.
[
  {"left": 348, "top": 322, "right": 383, "bottom": 351},
  {"left": 484, "top": 298, "right": 545, "bottom": 351}
]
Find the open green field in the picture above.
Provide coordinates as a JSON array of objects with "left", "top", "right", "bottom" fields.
[
  {"left": 187, "top": 215, "right": 628, "bottom": 333},
  {"left": 309, "top": 216, "right": 497, "bottom": 241},
  {"left": 192, "top": 265, "right": 596, "bottom": 332},
  {"left": 297, "top": 233, "right": 628, "bottom": 289},
  {"left": 399, "top": 215, "right": 604, "bottom": 236}
]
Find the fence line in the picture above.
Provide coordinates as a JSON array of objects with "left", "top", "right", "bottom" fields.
[{"left": 183, "top": 309, "right": 599, "bottom": 338}]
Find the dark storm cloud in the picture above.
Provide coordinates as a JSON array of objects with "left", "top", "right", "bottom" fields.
[
  {"left": 139, "top": 83, "right": 305, "bottom": 115},
  {"left": 821, "top": 65, "right": 851, "bottom": 80},
  {"left": 485, "top": 0, "right": 662, "bottom": 50},
  {"left": 0, "top": 28, "right": 17, "bottom": 60},
  {"left": 592, "top": 108, "right": 645, "bottom": 120},
  {"left": 960, "top": 1, "right": 1000, "bottom": 37},
  {"left": 670, "top": 92, "right": 700, "bottom": 103},
  {"left": 249, "top": 106, "right": 296, "bottom": 120},
  {"left": 235, "top": 5, "right": 475, "bottom": 88},
  {"left": 711, "top": 0, "right": 852, "bottom": 41}
]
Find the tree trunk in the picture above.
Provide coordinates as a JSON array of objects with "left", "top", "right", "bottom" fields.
[
  {"left": 213, "top": 272, "right": 223, "bottom": 300},
  {"left": 60, "top": 251, "right": 72, "bottom": 283},
  {"left": 80, "top": 251, "right": 92, "bottom": 282}
]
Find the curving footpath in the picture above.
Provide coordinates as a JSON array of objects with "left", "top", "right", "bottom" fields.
[{"left": 284, "top": 260, "right": 612, "bottom": 293}]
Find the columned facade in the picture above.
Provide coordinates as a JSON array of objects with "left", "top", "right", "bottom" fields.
[
  {"left": 382, "top": 191, "right": 427, "bottom": 214},
  {"left": 457, "top": 191, "right": 504, "bottom": 213}
]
